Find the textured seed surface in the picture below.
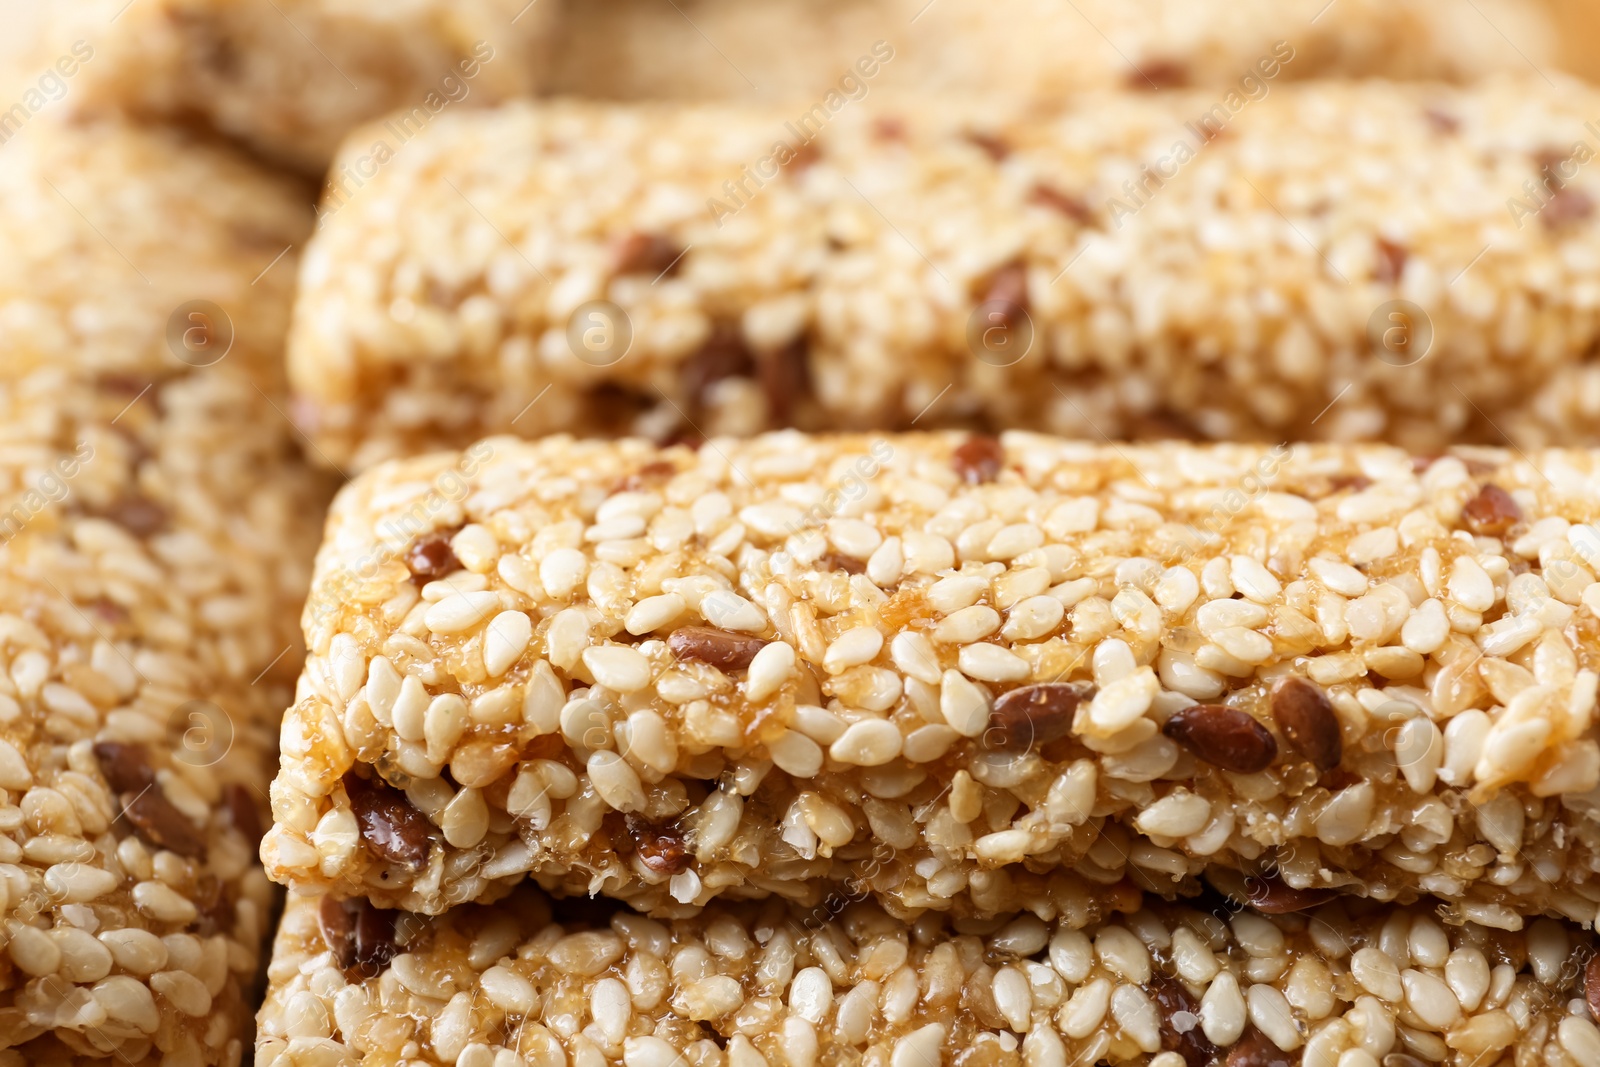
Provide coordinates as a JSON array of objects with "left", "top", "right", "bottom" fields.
[
  {"left": 345, "top": 773, "right": 433, "bottom": 870},
  {"left": 1461, "top": 483, "right": 1522, "bottom": 535},
  {"left": 0, "top": 110, "right": 322, "bottom": 1063},
  {"left": 667, "top": 626, "right": 769, "bottom": 671},
  {"left": 1269, "top": 676, "right": 1342, "bottom": 771},
  {"left": 985, "top": 683, "right": 1090, "bottom": 750},
  {"left": 268, "top": 434, "right": 1600, "bottom": 922},
  {"left": 260, "top": 887, "right": 1593, "bottom": 1067},
  {"left": 1162, "top": 705, "right": 1279, "bottom": 773}
]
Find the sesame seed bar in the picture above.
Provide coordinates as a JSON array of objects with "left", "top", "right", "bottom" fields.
[
  {"left": 551, "top": 0, "right": 1556, "bottom": 101},
  {"left": 267, "top": 433, "right": 1600, "bottom": 930},
  {"left": 257, "top": 884, "right": 1600, "bottom": 1067},
  {"left": 0, "top": 114, "right": 322, "bottom": 682},
  {"left": 0, "top": 118, "right": 326, "bottom": 1061},
  {"left": 40, "top": 0, "right": 556, "bottom": 173},
  {"left": 289, "top": 75, "right": 1600, "bottom": 473}
]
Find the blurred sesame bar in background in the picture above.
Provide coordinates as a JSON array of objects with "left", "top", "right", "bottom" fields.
[
  {"left": 268, "top": 433, "right": 1600, "bottom": 930},
  {"left": 290, "top": 77, "right": 1600, "bottom": 472},
  {"left": 257, "top": 885, "right": 1600, "bottom": 1067},
  {"left": 0, "top": 116, "right": 326, "bottom": 1061},
  {"left": 0, "top": 115, "right": 324, "bottom": 675},
  {"left": 35, "top": 0, "right": 558, "bottom": 173},
  {"left": 548, "top": 0, "right": 1556, "bottom": 101}
]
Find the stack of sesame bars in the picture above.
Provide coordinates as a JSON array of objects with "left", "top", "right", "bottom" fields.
[{"left": 6, "top": 2, "right": 1600, "bottom": 1066}]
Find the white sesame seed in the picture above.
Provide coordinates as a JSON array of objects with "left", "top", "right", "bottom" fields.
[
  {"left": 132, "top": 881, "right": 198, "bottom": 923},
  {"left": 1082, "top": 668, "right": 1157, "bottom": 737},
  {"left": 43, "top": 862, "right": 118, "bottom": 904},
  {"left": 1133, "top": 791, "right": 1211, "bottom": 838},
  {"left": 828, "top": 720, "right": 902, "bottom": 766},
  {"left": 482, "top": 610, "right": 534, "bottom": 676},
  {"left": 1200, "top": 972, "right": 1247, "bottom": 1046},
  {"left": 927, "top": 575, "right": 990, "bottom": 615},
  {"left": 1247, "top": 984, "right": 1302, "bottom": 1051},
  {"left": 583, "top": 645, "right": 654, "bottom": 693},
  {"left": 1230, "top": 555, "right": 1282, "bottom": 603},
  {"left": 483, "top": 964, "right": 537, "bottom": 1014},
  {"left": 939, "top": 669, "right": 991, "bottom": 737},
  {"left": 587, "top": 751, "right": 646, "bottom": 812},
  {"left": 768, "top": 729, "right": 824, "bottom": 777},
  {"left": 889, "top": 631, "right": 942, "bottom": 685},
  {"left": 957, "top": 643, "right": 1029, "bottom": 683},
  {"left": 152, "top": 969, "right": 212, "bottom": 1016},
  {"left": 823, "top": 627, "right": 883, "bottom": 674},
  {"left": 1401, "top": 969, "right": 1461, "bottom": 1030},
  {"left": 1559, "top": 1017, "right": 1600, "bottom": 1065},
  {"left": 701, "top": 590, "right": 767, "bottom": 632},
  {"left": 744, "top": 640, "right": 796, "bottom": 702},
  {"left": 1002, "top": 595, "right": 1065, "bottom": 641},
  {"left": 1448, "top": 556, "right": 1496, "bottom": 612},
  {"left": 933, "top": 604, "right": 1001, "bottom": 645},
  {"left": 1112, "top": 984, "right": 1161, "bottom": 1053},
  {"left": 1309, "top": 557, "right": 1369, "bottom": 597},
  {"left": 974, "top": 828, "right": 1032, "bottom": 864},
  {"left": 0, "top": 739, "right": 32, "bottom": 791},
  {"left": 424, "top": 590, "right": 504, "bottom": 634},
  {"left": 866, "top": 536, "right": 904, "bottom": 587},
  {"left": 451, "top": 524, "right": 500, "bottom": 573},
  {"left": 625, "top": 593, "right": 685, "bottom": 635},
  {"left": 891, "top": 1022, "right": 946, "bottom": 1067}
]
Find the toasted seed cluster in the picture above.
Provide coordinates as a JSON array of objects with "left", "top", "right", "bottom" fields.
[
  {"left": 550, "top": 0, "right": 1555, "bottom": 101},
  {"left": 39, "top": 0, "right": 557, "bottom": 173},
  {"left": 257, "top": 882, "right": 1600, "bottom": 1067},
  {"left": 0, "top": 117, "right": 325, "bottom": 1061},
  {"left": 263, "top": 433, "right": 1600, "bottom": 929},
  {"left": 288, "top": 75, "right": 1600, "bottom": 472}
]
